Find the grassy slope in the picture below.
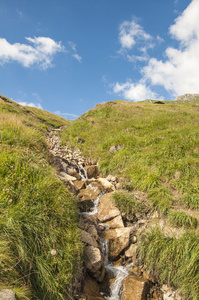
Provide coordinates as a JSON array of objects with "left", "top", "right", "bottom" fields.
[
  {"left": 60, "top": 100, "right": 199, "bottom": 299},
  {"left": 0, "top": 96, "right": 83, "bottom": 299}
]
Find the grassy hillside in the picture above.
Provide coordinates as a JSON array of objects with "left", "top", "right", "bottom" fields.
[
  {"left": 60, "top": 99, "right": 199, "bottom": 299},
  {"left": 0, "top": 96, "right": 83, "bottom": 299}
]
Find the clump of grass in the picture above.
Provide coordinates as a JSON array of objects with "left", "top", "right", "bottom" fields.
[
  {"left": 0, "top": 148, "right": 83, "bottom": 299},
  {"left": 138, "top": 227, "right": 199, "bottom": 300},
  {"left": 113, "top": 191, "right": 145, "bottom": 218},
  {"left": 0, "top": 96, "right": 83, "bottom": 299},
  {"left": 167, "top": 210, "right": 198, "bottom": 229}
]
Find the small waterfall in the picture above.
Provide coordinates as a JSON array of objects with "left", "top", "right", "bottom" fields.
[
  {"left": 100, "top": 237, "right": 132, "bottom": 300},
  {"left": 79, "top": 172, "right": 132, "bottom": 299}
]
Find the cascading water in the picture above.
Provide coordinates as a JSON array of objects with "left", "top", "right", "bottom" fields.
[{"left": 80, "top": 173, "right": 132, "bottom": 299}]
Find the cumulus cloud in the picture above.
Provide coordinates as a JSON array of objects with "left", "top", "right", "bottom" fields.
[
  {"left": 119, "top": 20, "right": 152, "bottom": 50},
  {"left": 113, "top": 80, "right": 159, "bottom": 101},
  {"left": 0, "top": 36, "right": 64, "bottom": 69},
  {"left": 113, "top": 0, "right": 199, "bottom": 100},
  {"left": 17, "top": 101, "right": 43, "bottom": 109},
  {"left": 118, "top": 19, "right": 154, "bottom": 63},
  {"left": 143, "top": 0, "right": 199, "bottom": 96}
]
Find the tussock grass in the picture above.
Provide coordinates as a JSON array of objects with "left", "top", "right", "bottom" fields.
[
  {"left": 61, "top": 100, "right": 199, "bottom": 212},
  {"left": 167, "top": 210, "right": 198, "bottom": 229},
  {"left": 0, "top": 96, "right": 83, "bottom": 299},
  {"left": 60, "top": 100, "right": 199, "bottom": 299},
  {"left": 138, "top": 228, "right": 199, "bottom": 300},
  {"left": 113, "top": 191, "right": 147, "bottom": 218}
]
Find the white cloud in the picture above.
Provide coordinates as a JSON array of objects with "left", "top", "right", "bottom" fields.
[
  {"left": 142, "top": 0, "right": 199, "bottom": 96},
  {"left": 113, "top": 80, "right": 160, "bottom": 101},
  {"left": 17, "top": 101, "right": 43, "bottom": 109},
  {"left": 73, "top": 53, "right": 82, "bottom": 62},
  {"left": 119, "top": 20, "right": 152, "bottom": 50},
  {"left": 68, "top": 41, "right": 82, "bottom": 62},
  {"left": 127, "top": 54, "right": 148, "bottom": 63},
  {"left": 113, "top": 0, "right": 199, "bottom": 100},
  {"left": 0, "top": 36, "right": 64, "bottom": 69},
  {"left": 54, "top": 110, "right": 79, "bottom": 120}
]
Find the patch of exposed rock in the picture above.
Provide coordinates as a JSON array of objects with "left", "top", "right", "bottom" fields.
[{"left": 175, "top": 93, "right": 199, "bottom": 103}]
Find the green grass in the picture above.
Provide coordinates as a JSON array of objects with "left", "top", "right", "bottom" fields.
[
  {"left": 60, "top": 100, "right": 199, "bottom": 212},
  {"left": 113, "top": 191, "right": 148, "bottom": 218},
  {"left": 60, "top": 99, "right": 199, "bottom": 299},
  {"left": 0, "top": 96, "right": 83, "bottom": 299},
  {"left": 138, "top": 228, "right": 199, "bottom": 300},
  {"left": 167, "top": 210, "right": 198, "bottom": 229}
]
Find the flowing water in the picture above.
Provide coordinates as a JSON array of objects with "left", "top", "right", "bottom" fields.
[
  {"left": 61, "top": 156, "right": 131, "bottom": 299},
  {"left": 80, "top": 181, "right": 132, "bottom": 299}
]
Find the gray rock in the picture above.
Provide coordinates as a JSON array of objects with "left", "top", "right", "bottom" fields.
[{"left": 0, "top": 290, "right": 16, "bottom": 300}]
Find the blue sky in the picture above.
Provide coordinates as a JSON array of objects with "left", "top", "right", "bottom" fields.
[{"left": 0, "top": 0, "right": 198, "bottom": 119}]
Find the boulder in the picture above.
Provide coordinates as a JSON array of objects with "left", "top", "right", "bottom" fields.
[
  {"left": 80, "top": 229, "right": 99, "bottom": 248},
  {"left": 78, "top": 198, "right": 94, "bottom": 212},
  {"left": 78, "top": 215, "right": 97, "bottom": 231},
  {"left": 78, "top": 183, "right": 102, "bottom": 212},
  {"left": 73, "top": 180, "right": 86, "bottom": 192},
  {"left": 103, "top": 215, "right": 124, "bottom": 229},
  {"left": 125, "top": 244, "right": 138, "bottom": 260},
  {"left": 97, "top": 178, "right": 115, "bottom": 192},
  {"left": 82, "top": 275, "right": 104, "bottom": 300},
  {"left": 84, "top": 245, "right": 105, "bottom": 281},
  {"left": 0, "top": 290, "right": 16, "bottom": 300},
  {"left": 102, "top": 228, "right": 132, "bottom": 260},
  {"left": 67, "top": 167, "right": 81, "bottom": 179},
  {"left": 87, "top": 225, "right": 99, "bottom": 241},
  {"left": 58, "top": 171, "right": 77, "bottom": 182},
  {"left": 121, "top": 275, "right": 149, "bottom": 300},
  {"left": 78, "top": 182, "right": 102, "bottom": 201},
  {"left": 98, "top": 193, "right": 121, "bottom": 223},
  {"left": 84, "top": 165, "right": 98, "bottom": 179}
]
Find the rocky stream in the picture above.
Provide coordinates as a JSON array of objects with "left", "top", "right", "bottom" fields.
[{"left": 46, "top": 128, "right": 182, "bottom": 300}]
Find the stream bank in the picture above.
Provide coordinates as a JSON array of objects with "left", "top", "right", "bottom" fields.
[{"left": 47, "top": 129, "right": 182, "bottom": 300}]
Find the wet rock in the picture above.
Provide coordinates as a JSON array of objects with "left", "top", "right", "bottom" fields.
[
  {"left": 67, "top": 167, "right": 81, "bottom": 180},
  {"left": 98, "top": 193, "right": 121, "bottom": 223},
  {"left": 103, "top": 215, "right": 124, "bottom": 229},
  {"left": 84, "top": 245, "right": 105, "bottom": 281},
  {"left": 87, "top": 225, "right": 99, "bottom": 241},
  {"left": 78, "top": 215, "right": 97, "bottom": 231},
  {"left": 78, "top": 198, "right": 94, "bottom": 212},
  {"left": 78, "top": 182, "right": 102, "bottom": 201},
  {"left": 97, "top": 178, "right": 115, "bottom": 192},
  {"left": 121, "top": 275, "right": 149, "bottom": 300},
  {"left": 80, "top": 229, "right": 99, "bottom": 248},
  {"left": 73, "top": 180, "right": 86, "bottom": 192},
  {"left": 125, "top": 244, "right": 138, "bottom": 260},
  {"left": 78, "top": 183, "right": 102, "bottom": 212},
  {"left": 82, "top": 275, "right": 104, "bottom": 300},
  {"left": 84, "top": 165, "right": 98, "bottom": 179},
  {"left": 58, "top": 171, "right": 77, "bottom": 182},
  {"left": 0, "top": 289, "right": 16, "bottom": 300},
  {"left": 102, "top": 228, "right": 132, "bottom": 260}
]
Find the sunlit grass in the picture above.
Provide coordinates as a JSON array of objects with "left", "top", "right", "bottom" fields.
[
  {"left": 138, "top": 228, "right": 199, "bottom": 300},
  {"left": 0, "top": 96, "right": 83, "bottom": 299}
]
